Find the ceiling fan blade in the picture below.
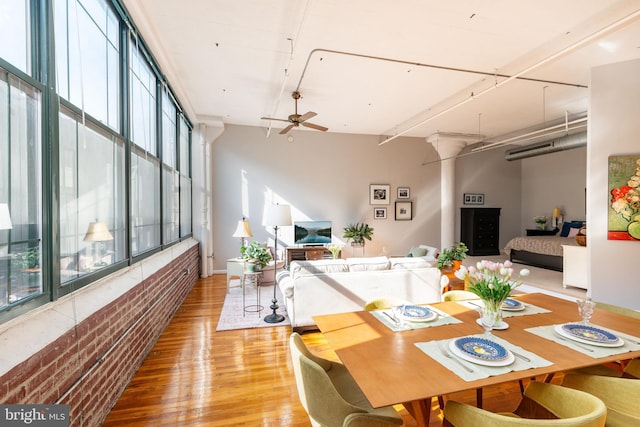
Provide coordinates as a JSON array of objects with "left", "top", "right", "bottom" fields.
[
  {"left": 279, "top": 124, "right": 295, "bottom": 134},
  {"left": 302, "top": 122, "right": 328, "bottom": 132},
  {"left": 298, "top": 111, "right": 317, "bottom": 122},
  {"left": 261, "top": 116, "right": 291, "bottom": 123}
]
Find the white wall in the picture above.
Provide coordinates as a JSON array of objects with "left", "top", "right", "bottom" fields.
[
  {"left": 455, "top": 147, "right": 522, "bottom": 248},
  {"left": 589, "top": 59, "right": 640, "bottom": 309},
  {"left": 211, "top": 125, "right": 442, "bottom": 270},
  {"left": 521, "top": 147, "right": 587, "bottom": 232}
]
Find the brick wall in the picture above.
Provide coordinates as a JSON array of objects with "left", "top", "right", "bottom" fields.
[{"left": 0, "top": 242, "right": 201, "bottom": 426}]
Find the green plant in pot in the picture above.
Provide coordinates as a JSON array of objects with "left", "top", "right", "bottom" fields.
[
  {"left": 437, "top": 242, "right": 468, "bottom": 271},
  {"left": 343, "top": 223, "right": 374, "bottom": 247},
  {"left": 240, "top": 241, "right": 271, "bottom": 272}
]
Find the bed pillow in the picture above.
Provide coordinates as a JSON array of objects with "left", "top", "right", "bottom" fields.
[
  {"left": 567, "top": 227, "right": 580, "bottom": 238},
  {"left": 560, "top": 221, "right": 584, "bottom": 237}
]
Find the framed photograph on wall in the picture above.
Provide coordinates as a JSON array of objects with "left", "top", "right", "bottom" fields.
[
  {"left": 395, "top": 201, "right": 412, "bottom": 220},
  {"left": 370, "top": 184, "right": 390, "bottom": 205},
  {"left": 397, "top": 187, "right": 410, "bottom": 199},
  {"left": 463, "top": 193, "right": 484, "bottom": 205},
  {"left": 373, "top": 207, "right": 387, "bottom": 219}
]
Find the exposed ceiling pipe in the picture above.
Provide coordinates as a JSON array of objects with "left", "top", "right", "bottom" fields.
[
  {"left": 376, "top": 8, "right": 640, "bottom": 146},
  {"left": 505, "top": 131, "right": 587, "bottom": 161}
]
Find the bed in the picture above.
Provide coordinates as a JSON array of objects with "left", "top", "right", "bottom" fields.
[{"left": 504, "top": 221, "right": 585, "bottom": 272}]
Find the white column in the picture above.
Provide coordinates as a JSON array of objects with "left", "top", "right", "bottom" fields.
[
  {"left": 194, "top": 118, "right": 224, "bottom": 277},
  {"left": 427, "top": 133, "right": 473, "bottom": 251}
]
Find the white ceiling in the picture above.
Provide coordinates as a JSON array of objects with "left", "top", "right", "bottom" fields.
[{"left": 122, "top": 0, "right": 640, "bottom": 146}]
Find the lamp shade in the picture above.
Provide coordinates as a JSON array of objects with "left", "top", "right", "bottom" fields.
[
  {"left": 232, "top": 219, "right": 253, "bottom": 238},
  {"left": 83, "top": 221, "right": 114, "bottom": 242},
  {"left": 0, "top": 204, "right": 12, "bottom": 230},
  {"left": 552, "top": 208, "right": 561, "bottom": 218},
  {"left": 264, "top": 204, "right": 292, "bottom": 227}
]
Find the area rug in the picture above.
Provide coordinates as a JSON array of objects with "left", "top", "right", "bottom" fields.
[{"left": 216, "top": 280, "right": 291, "bottom": 331}]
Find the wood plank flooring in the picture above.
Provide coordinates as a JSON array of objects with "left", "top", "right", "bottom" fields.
[{"left": 103, "top": 274, "right": 554, "bottom": 426}]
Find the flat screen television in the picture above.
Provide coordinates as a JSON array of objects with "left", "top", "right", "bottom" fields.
[{"left": 294, "top": 221, "right": 332, "bottom": 246}]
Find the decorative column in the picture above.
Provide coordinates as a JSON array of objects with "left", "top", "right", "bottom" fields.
[
  {"left": 195, "top": 118, "right": 224, "bottom": 277},
  {"left": 427, "top": 133, "right": 476, "bottom": 251}
]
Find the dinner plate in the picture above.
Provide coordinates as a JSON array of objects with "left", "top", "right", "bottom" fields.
[
  {"left": 501, "top": 298, "right": 525, "bottom": 311},
  {"left": 449, "top": 337, "right": 515, "bottom": 367},
  {"left": 554, "top": 324, "right": 624, "bottom": 347},
  {"left": 401, "top": 305, "right": 437, "bottom": 322}
]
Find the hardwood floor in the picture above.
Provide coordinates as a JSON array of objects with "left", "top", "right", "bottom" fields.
[{"left": 103, "top": 274, "right": 555, "bottom": 426}]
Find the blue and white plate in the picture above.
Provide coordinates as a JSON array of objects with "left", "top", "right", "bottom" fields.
[
  {"left": 449, "top": 337, "right": 515, "bottom": 367},
  {"left": 401, "top": 305, "right": 437, "bottom": 322},
  {"left": 501, "top": 298, "right": 525, "bottom": 311},
  {"left": 557, "top": 324, "right": 624, "bottom": 347}
]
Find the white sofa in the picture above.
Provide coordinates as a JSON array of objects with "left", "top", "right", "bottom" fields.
[{"left": 276, "top": 256, "right": 447, "bottom": 331}]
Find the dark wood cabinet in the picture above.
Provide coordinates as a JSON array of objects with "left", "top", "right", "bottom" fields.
[{"left": 460, "top": 208, "right": 501, "bottom": 256}]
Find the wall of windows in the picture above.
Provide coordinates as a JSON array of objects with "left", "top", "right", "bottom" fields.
[{"left": 0, "top": 0, "right": 192, "bottom": 321}]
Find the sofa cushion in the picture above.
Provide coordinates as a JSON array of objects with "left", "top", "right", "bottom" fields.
[
  {"left": 390, "top": 257, "right": 433, "bottom": 269},
  {"left": 346, "top": 256, "right": 390, "bottom": 272},
  {"left": 408, "top": 246, "right": 428, "bottom": 257},
  {"left": 289, "top": 260, "right": 349, "bottom": 278}
]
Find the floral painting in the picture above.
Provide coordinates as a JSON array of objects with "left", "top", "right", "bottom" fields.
[{"left": 608, "top": 154, "right": 640, "bottom": 241}]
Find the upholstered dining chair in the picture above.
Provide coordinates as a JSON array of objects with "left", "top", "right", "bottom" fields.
[
  {"left": 562, "top": 371, "right": 640, "bottom": 427},
  {"left": 441, "top": 290, "right": 477, "bottom": 302},
  {"left": 289, "top": 332, "right": 403, "bottom": 427},
  {"left": 443, "top": 381, "right": 606, "bottom": 427},
  {"left": 363, "top": 297, "right": 409, "bottom": 311}
]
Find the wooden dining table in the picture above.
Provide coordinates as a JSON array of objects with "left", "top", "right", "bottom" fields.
[{"left": 313, "top": 293, "right": 640, "bottom": 427}]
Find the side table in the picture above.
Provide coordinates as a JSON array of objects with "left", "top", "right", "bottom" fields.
[
  {"left": 243, "top": 271, "right": 263, "bottom": 317},
  {"left": 526, "top": 228, "right": 559, "bottom": 236}
]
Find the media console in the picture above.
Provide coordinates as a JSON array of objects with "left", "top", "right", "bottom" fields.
[{"left": 285, "top": 246, "right": 338, "bottom": 265}]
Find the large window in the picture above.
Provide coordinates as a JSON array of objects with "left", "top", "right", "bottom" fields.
[
  {"left": 54, "top": 0, "right": 120, "bottom": 130},
  {"left": 0, "top": 0, "right": 192, "bottom": 321},
  {"left": 0, "top": 0, "right": 31, "bottom": 74},
  {"left": 0, "top": 69, "right": 42, "bottom": 308},
  {"left": 58, "top": 108, "right": 125, "bottom": 284}
]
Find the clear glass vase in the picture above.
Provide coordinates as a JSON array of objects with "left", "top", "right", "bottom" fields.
[{"left": 480, "top": 300, "right": 503, "bottom": 336}]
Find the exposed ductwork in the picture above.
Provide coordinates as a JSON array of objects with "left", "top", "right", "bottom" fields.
[{"left": 505, "top": 131, "right": 587, "bottom": 161}]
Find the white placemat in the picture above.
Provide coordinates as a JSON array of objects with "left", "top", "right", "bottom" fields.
[
  {"left": 415, "top": 334, "right": 553, "bottom": 382},
  {"left": 525, "top": 324, "right": 640, "bottom": 358},
  {"left": 456, "top": 299, "right": 551, "bottom": 318},
  {"left": 371, "top": 306, "right": 462, "bottom": 331}
]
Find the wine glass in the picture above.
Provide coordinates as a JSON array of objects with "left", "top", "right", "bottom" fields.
[
  {"left": 577, "top": 298, "right": 596, "bottom": 325},
  {"left": 480, "top": 306, "right": 498, "bottom": 337}
]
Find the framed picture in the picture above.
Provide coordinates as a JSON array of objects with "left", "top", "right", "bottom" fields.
[
  {"left": 608, "top": 154, "right": 640, "bottom": 241},
  {"left": 397, "top": 187, "right": 410, "bottom": 199},
  {"left": 370, "top": 184, "right": 390, "bottom": 205},
  {"left": 373, "top": 207, "right": 387, "bottom": 219},
  {"left": 395, "top": 201, "right": 412, "bottom": 221},
  {"left": 463, "top": 193, "right": 484, "bottom": 205}
]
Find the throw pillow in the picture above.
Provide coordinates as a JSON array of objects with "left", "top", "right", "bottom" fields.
[
  {"left": 346, "top": 256, "right": 391, "bottom": 272},
  {"left": 560, "top": 221, "right": 584, "bottom": 237},
  {"left": 409, "top": 247, "right": 428, "bottom": 257},
  {"left": 567, "top": 227, "right": 580, "bottom": 238}
]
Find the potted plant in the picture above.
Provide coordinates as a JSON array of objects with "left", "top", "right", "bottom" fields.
[
  {"left": 437, "top": 242, "right": 468, "bottom": 274},
  {"left": 343, "top": 223, "right": 374, "bottom": 248},
  {"left": 240, "top": 241, "right": 271, "bottom": 272}
]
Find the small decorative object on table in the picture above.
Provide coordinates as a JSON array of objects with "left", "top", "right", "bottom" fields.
[
  {"left": 534, "top": 215, "right": 548, "bottom": 230},
  {"left": 326, "top": 243, "right": 343, "bottom": 259},
  {"left": 455, "top": 260, "right": 530, "bottom": 333},
  {"left": 576, "top": 226, "right": 587, "bottom": 246}
]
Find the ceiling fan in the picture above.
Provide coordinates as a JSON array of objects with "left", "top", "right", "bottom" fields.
[{"left": 261, "top": 91, "right": 329, "bottom": 135}]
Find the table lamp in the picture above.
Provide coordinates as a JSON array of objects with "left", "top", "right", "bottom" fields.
[
  {"left": 263, "top": 203, "right": 291, "bottom": 323},
  {"left": 83, "top": 221, "right": 114, "bottom": 266},
  {"left": 232, "top": 217, "right": 253, "bottom": 254},
  {"left": 552, "top": 208, "right": 562, "bottom": 229}
]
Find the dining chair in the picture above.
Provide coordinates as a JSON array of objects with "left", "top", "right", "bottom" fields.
[
  {"left": 441, "top": 290, "right": 477, "bottom": 302},
  {"left": 363, "top": 297, "right": 409, "bottom": 311},
  {"left": 289, "top": 332, "right": 403, "bottom": 427},
  {"left": 443, "top": 380, "right": 606, "bottom": 427},
  {"left": 562, "top": 371, "right": 640, "bottom": 427}
]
